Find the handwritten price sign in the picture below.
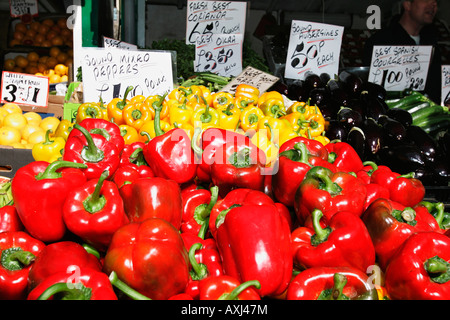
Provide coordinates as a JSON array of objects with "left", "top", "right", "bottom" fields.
[
  {"left": 221, "top": 66, "right": 279, "bottom": 95},
  {"left": 103, "top": 36, "right": 138, "bottom": 51},
  {"left": 284, "top": 20, "right": 344, "bottom": 80},
  {"left": 9, "top": 0, "right": 38, "bottom": 18},
  {"left": 1, "top": 72, "right": 49, "bottom": 108},
  {"left": 442, "top": 65, "right": 450, "bottom": 106},
  {"left": 186, "top": 0, "right": 247, "bottom": 45},
  {"left": 81, "top": 47, "right": 174, "bottom": 103},
  {"left": 194, "top": 33, "right": 243, "bottom": 77},
  {"left": 368, "top": 45, "right": 432, "bottom": 92}
]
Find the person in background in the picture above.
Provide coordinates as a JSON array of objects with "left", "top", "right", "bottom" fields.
[{"left": 363, "top": 0, "right": 442, "bottom": 103}]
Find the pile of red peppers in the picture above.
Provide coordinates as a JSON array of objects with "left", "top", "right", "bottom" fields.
[{"left": 1, "top": 116, "right": 449, "bottom": 301}]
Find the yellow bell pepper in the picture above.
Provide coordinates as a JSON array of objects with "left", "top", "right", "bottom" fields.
[
  {"left": 76, "top": 102, "right": 105, "bottom": 124},
  {"left": 211, "top": 91, "right": 234, "bottom": 109},
  {"left": 235, "top": 84, "right": 259, "bottom": 109},
  {"left": 31, "top": 129, "right": 65, "bottom": 163},
  {"left": 119, "top": 124, "right": 142, "bottom": 144},
  {"left": 256, "top": 116, "right": 287, "bottom": 144},
  {"left": 239, "top": 105, "right": 265, "bottom": 132},
  {"left": 250, "top": 123, "right": 279, "bottom": 167},
  {"left": 191, "top": 104, "right": 220, "bottom": 129},
  {"left": 106, "top": 86, "right": 134, "bottom": 125},
  {"left": 257, "top": 91, "right": 283, "bottom": 108},
  {"left": 146, "top": 94, "right": 170, "bottom": 120},
  {"left": 217, "top": 103, "right": 241, "bottom": 131},
  {"left": 260, "top": 98, "right": 286, "bottom": 118},
  {"left": 281, "top": 112, "right": 307, "bottom": 133},
  {"left": 278, "top": 128, "right": 301, "bottom": 148},
  {"left": 54, "top": 119, "right": 74, "bottom": 141},
  {"left": 139, "top": 118, "right": 173, "bottom": 140},
  {"left": 168, "top": 100, "right": 194, "bottom": 126},
  {"left": 174, "top": 122, "right": 195, "bottom": 140},
  {"left": 186, "top": 85, "right": 212, "bottom": 107},
  {"left": 287, "top": 101, "right": 309, "bottom": 115},
  {"left": 303, "top": 113, "right": 325, "bottom": 137},
  {"left": 122, "top": 102, "right": 153, "bottom": 131}
]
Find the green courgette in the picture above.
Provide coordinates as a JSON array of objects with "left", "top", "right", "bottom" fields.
[
  {"left": 411, "top": 105, "right": 447, "bottom": 123},
  {"left": 385, "top": 92, "right": 427, "bottom": 109},
  {"left": 415, "top": 115, "right": 450, "bottom": 134}
]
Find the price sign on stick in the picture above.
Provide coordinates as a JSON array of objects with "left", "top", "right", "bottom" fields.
[
  {"left": 442, "top": 65, "right": 450, "bottom": 106},
  {"left": 103, "top": 36, "right": 138, "bottom": 51},
  {"left": 81, "top": 47, "right": 174, "bottom": 103},
  {"left": 1, "top": 72, "right": 49, "bottom": 108},
  {"left": 284, "top": 20, "right": 344, "bottom": 80},
  {"left": 221, "top": 66, "right": 279, "bottom": 95},
  {"left": 9, "top": 0, "right": 38, "bottom": 18},
  {"left": 368, "top": 45, "right": 432, "bottom": 92},
  {"left": 186, "top": 0, "right": 247, "bottom": 45},
  {"left": 194, "top": 33, "right": 243, "bottom": 77}
]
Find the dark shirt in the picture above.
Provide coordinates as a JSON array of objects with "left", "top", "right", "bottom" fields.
[{"left": 363, "top": 15, "right": 442, "bottom": 103}]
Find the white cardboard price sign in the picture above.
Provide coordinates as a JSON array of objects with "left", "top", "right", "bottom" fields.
[
  {"left": 221, "top": 66, "right": 279, "bottom": 95},
  {"left": 1, "top": 71, "right": 49, "bottom": 108},
  {"left": 284, "top": 20, "right": 344, "bottom": 80},
  {"left": 9, "top": 0, "right": 38, "bottom": 18},
  {"left": 442, "top": 65, "right": 450, "bottom": 105},
  {"left": 368, "top": 45, "right": 433, "bottom": 92},
  {"left": 194, "top": 33, "right": 243, "bottom": 77},
  {"left": 81, "top": 47, "right": 174, "bottom": 103},
  {"left": 103, "top": 36, "right": 138, "bottom": 51},
  {"left": 186, "top": 0, "right": 247, "bottom": 45}
]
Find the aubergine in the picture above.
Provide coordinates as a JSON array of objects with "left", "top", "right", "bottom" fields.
[
  {"left": 318, "top": 98, "right": 341, "bottom": 120},
  {"left": 386, "top": 108, "right": 413, "bottom": 127},
  {"left": 327, "top": 79, "right": 350, "bottom": 107},
  {"left": 304, "top": 72, "right": 324, "bottom": 91},
  {"left": 431, "top": 155, "right": 450, "bottom": 185},
  {"left": 361, "top": 95, "right": 389, "bottom": 121},
  {"left": 347, "top": 98, "right": 366, "bottom": 120},
  {"left": 337, "top": 106, "right": 363, "bottom": 129},
  {"left": 325, "top": 119, "right": 348, "bottom": 142},
  {"left": 308, "top": 87, "right": 330, "bottom": 108},
  {"left": 269, "top": 81, "right": 289, "bottom": 96},
  {"left": 362, "top": 118, "right": 384, "bottom": 161},
  {"left": 378, "top": 115, "right": 407, "bottom": 143},
  {"left": 375, "top": 145, "right": 426, "bottom": 174},
  {"left": 338, "top": 70, "right": 363, "bottom": 97},
  {"left": 436, "top": 131, "right": 450, "bottom": 157},
  {"left": 347, "top": 127, "right": 365, "bottom": 160},
  {"left": 359, "top": 81, "right": 387, "bottom": 101},
  {"left": 405, "top": 125, "right": 437, "bottom": 163},
  {"left": 287, "top": 81, "right": 309, "bottom": 102}
]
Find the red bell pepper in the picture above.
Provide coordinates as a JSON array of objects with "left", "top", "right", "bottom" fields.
[
  {"left": 357, "top": 161, "right": 390, "bottom": 211},
  {"left": 28, "top": 241, "right": 102, "bottom": 290},
  {"left": 103, "top": 218, "right": 190, "bottom": 300},
  {"left": 385, "top": 232, "right": 450, "bottom": 300},
  {"left": 0, "top": 203, "right": 23, "bottom": 233},
  {"left": 294, "top": 166, "right": 367, "bottom": 225},
  {"left": 184, "top": 241, "right": 224, "bottom": 299},
  {"left": 210, "top": 139, "right": 266, "bottom": 197},
  {"left": 142, "top": 95, "right": 197, "bottom": 184},
  {"left": 120, "top": 177, "right": 183, "bottom": 230},
  {"left": 0, "top": 231, "right": 45, "bottom": 300},
  {"left": 325, "top": 141, "right": 364, "bottom": 173},
  {"left": 68, "top": 118, "right": 125, "bottom": 156},
  {"left": 181, "top": 186, "right": 219, "bottom": 236},
  {"left": 370, "top": 166, "right": 425, "bottom": 207},
  {"left": 63, "top": 124, "right": 120, "bottom": 180},
  {"left": 192, "top": 127, "right": 254, "bottom": 183},
  {"left": 11, "top": 160, "right": 88, "bottom": 242},
  {"left": 287, "top": 267, "right": 378, "bottom": 300},
  {"left": 419, "top": 201, "right": 447, "bottom": 232},
  {"left": 199, "top": 275, "right": 261, "bottom": 300},
  {"left": 362, "top": 198, "right": 441, "bottom": 270},
  {"left": 216, "top": 204, "right": 292, "bottom": 297},
  {"left": 291, "top": 209, "right": 375, "bottom": 272},
  {"left": 208, "top": 188, "right": 277, "bottom": 239},
  {"left": 27, "top": 267, "right": 118, "bottom": 300},
  {"left": 63, "top": 170, "right": 129, "bottom": 252}
]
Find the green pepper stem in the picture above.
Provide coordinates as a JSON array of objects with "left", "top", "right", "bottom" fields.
[
  {"left": 424, "top": 255, "right": 450, "bottom": 284},
  {"left": 83, "top": 170, "right": 109, "bottom": 214},
  {"left": 117, "top": 86, "right": 133, "bottom": 110},
  {"left": 197, "top": 217, "right": 210, "bottom": 240},
  {"left": 219, "top": 280, "right": 261, "bottom": 300},
  {"left": 229, "top": 147, "right": 251, "bottom": 168},
  {"left": 330, "top": 273, "right": 348, "bottom": 300},
  {"left": 153, "top": 93, "right": 168, "bottom": 137},
  {"left": 191, "top": 126, "right": 203, "bottom": 157},
  {"left": 420, "top": 201, "right": 445, "bottom": 229},
  {"left": 73, "top": 124, "right": 105, "bottom": 163},
  {"left": 109, "top": 271, "right": 151, "bottom": 300},
  {"left": 398, "top": 172, "right": 415, "bottom": 179},
  {"left": 42, "top": 129, "right": 54, "bottom": 145},
  {"left": 194, "top": 186, "right": 219, "bottom": 223},
  {"left": 188, "top": 243, "right": 208, "bottom": 281},
  {"left": 1, "top": 247, "right": 35, "bottom": 271},
  {"left": 279, "top": 142, "right": 311, "bottom": 165},
  {"left": 306, "top": 166, "right": 342, "bottom": 195},
  {"left": 35, "top": 160, "right": 88, "bottom": 180},
  {"left": 82, "top": 243, "right": 101, "bottom": 259},
  {"left": 37, "top": 282, "right": 92, "bottom": 300},
  {"left": 310, "top": 209, "right": 331, "bottom": 246},
  {"left": 200, "top": 104, "right": 212, "bottom": 123}
]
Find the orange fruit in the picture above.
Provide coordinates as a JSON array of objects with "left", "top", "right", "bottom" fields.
[
  {"left": 25, "top": 28, "right": 36, "bottom": 38},
  {"left": 2, "top": 112, "right": 28, "bottom": 131},
  {"left": 60, "top": 28, "right": 72, "bottom": 39},
  {"left": 21, "top": 124, "right": 43, "bottom": 141},
  {"left": 51, "top": 36, "right": 64, "bottom": 47},
  {"left": 23, "top": 111, "right": 42, "bottom": 124},
  {"left": 13, "top": 31, "right": 24, "bottom": 41},
  {"left": 49, "top": 74, "right": 61, "bottom": 84},
  {"left": 30, "top": 21, "right": 41, "bottom": 32},
  {"left": 57, "top": 18, "right": 67, "bottom": 29},
  {"left": 15, "top": 55, "right": 29, "bottom": 69},
  {"left": 49, "top": 46, "right": 61, "bottom": 57},
  {"left": 56, "top": 52, "right": 69, "bottom": 64},
  {"left": 54, "top": 64, "right": 68, "bottom": 76},
  {"left": 37, "top": 63, "right": 47, "bottom": 73},
  {"left": 12, "top": 67, "right": 23, "bottom": 73},
  {"left": 4, "top": 59, "right": 16, "bottom": 71},
  {"left": 46, "top": 30, "right": 58, "bottom": 41},
  {"left": 43, "top": 69, "right": 55, "bottom": 77},
  {"left": 45, "top": 57, "right": 58, "bottom": 69},
  {"left": 39, "top": 116, "right": 60, "bottom": 132},
  {"left": 34, "top": 33, "right": 45, "bottom": 45},
  {"left": 41, "top": 40, "right": 52, "bottom": 47},
  {"left": 9, "top": 39, "right": 21, "bottom": 47},
  {"left": 60, "top": 75, "right": 68, "bottom": 82},
  {"left": 15, "top": 23, "right": 28, "bottom": 34},
  {"left": 26, "top": 130, "right": 46, "bottom": 145},
  {"left": 42, "top": 19, "right": 55, "bottom": 27},
  {"left": 0, "top": 127, "right": 22, "bottom": 146},
  {"left": 38, "top": 24, "right": 49, "bottom": 35},
  {"left": 25, "top": 65, "right": 39, "bottom": 74},
  {"left": 27, "top": 51, "right": 40, "bottom": 62},
  {"left": 38, "top": 55, "right": 48, "bottom": 64}
]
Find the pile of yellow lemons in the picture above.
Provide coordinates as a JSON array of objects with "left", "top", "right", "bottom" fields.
[{"left": 0, "top": 103, "right": 61, "bottom": 149}]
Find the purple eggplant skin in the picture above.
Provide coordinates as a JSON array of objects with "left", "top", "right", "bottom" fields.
[
  {"left": 304, "top": 73, "right": 325, "bottom": 91},
  {"left": 287, "top": 81, "right": 309, "bottom": 102},
  {"left": 337, "top": 107, "right": 363, "bottom": 130},
  {"left": 378, "top": 115, "right": 407, "bottom": 143},
  {"left": 431, "top": 155, "right": 450, "bottom": 185},
  {"left": 359, "top": 81, "right": 387, "bottom": 101},
  {"left": 405, "top": 125, "right": 438, "bottom": 164},
  {"left": 338, "top": 70, "right": 363, "bottom": 97},
  {"left": 375, "top": 144, "right": 426, "bottom": 175},
  {"left": 327, "top": 80, "right": 350, "bottom": 107},
  {"left": 325, "top": 119, "right": 348, "bottom": 142},
  {"left": 308, "top": 87, "right": 330, "bottom": 108},
  {"left": 319, "top": 99, "right": 341, "bottom": 120},
  {"left": 347, "top": 98, "right": 366, "bottom": 120},
  {"left": 362, "top": 118, "right": 384, "bottom": 161},
  {"left": 360, "top": 94, "right": 389, "bottom": 121},
  {"left": 386, "top": 108, "right": 413, "bottom": 128},
  {"left": 269, "top": 81, "right": 289, "bottom": 96},
  {"left": 437, "top": 131, "right": 450, "bottom": 157},
  {"left": 347, "top": 127, "right": 365, "bottom": 160}
]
